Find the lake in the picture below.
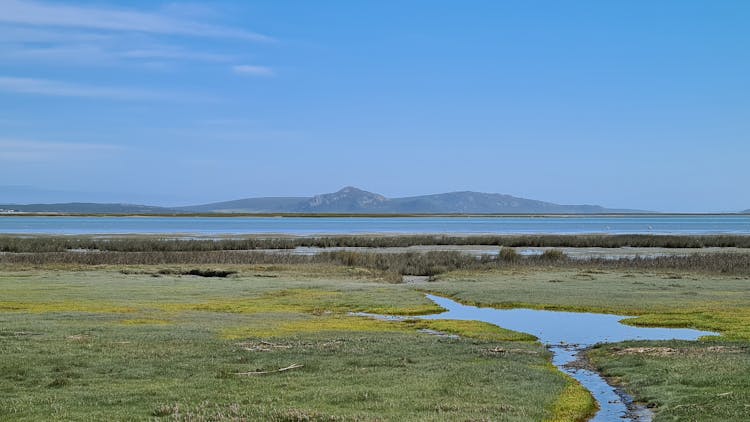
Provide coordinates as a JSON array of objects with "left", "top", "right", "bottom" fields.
[{"left": 0, "top": 215, "right": 749, "bottom": 235}]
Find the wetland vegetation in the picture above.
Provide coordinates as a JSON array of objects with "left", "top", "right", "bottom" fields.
[
  {"left": 1, "top": 235, "right": 749, "bottom": 421},
  {"left": 0, "top": 266, "right": 592, "bottom": 421},
  {"left": 3, "top": 234, "right": 750, "bottom": 253}
]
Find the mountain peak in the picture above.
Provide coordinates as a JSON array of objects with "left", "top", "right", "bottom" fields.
[
  {"left": 298, "top": 187, "right": 387, "bottom": 212},
  {"left": 336, "top": 186, "right": 371, "bottom": 195}
]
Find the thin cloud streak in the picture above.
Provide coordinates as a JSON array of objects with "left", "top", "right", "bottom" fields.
[
  {"left": 0, "top": 76, "right": 193, "bottom": 101},
  {"left": 232, "top": 65, "right": 274, "bottom": 76},
  {"left": 0, "top": 26, "right": 113, "bottom": 43},
  {"left": 0, "top": 45, "right": 115, "bottom": 64},
  {"left": 120, "top": 47, "right": 232, "bottom": 62},
  {"left": 1, "top": 44, "right": 234, "bottom": 63},
  {"left": 0, "top": 0, "right": 273, "bottom": 42},
  {"left": 0, "top": 139, "right": 124, "bottom": 162}
]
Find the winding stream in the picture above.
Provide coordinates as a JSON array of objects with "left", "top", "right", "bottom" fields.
[{"left": 383, "top": 295, "right": 717, "bottom": 421}]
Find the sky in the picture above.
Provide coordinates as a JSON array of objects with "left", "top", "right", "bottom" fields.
[{"left": 0, "top": 0, "right": 748, "bottom": 212}]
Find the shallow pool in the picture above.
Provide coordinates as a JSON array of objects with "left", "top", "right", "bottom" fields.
[{"left": 417, "top": 295, "right": 717, "bottom": 421}]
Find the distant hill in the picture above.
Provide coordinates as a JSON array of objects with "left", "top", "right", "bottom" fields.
[
  {"left": 2, "top": 187, "right": 645, "bottom": 214},
  {"left": 178, "top": 197, "right": 307, "bottom": 213},
  {"left": 0, "top": 203, "right": 175, "bottom": 214},
  {"left": 743, "top": 209, "right": 750, "bottom": 214},
  {"left": 383, "top": 191, "right": 619, "bottom": 214},
  {"left": 294, "top": 187, "right": 388, "bottom": 213},
  {"left": 183, "top": 186, "right": 642, "bottom": 214}
]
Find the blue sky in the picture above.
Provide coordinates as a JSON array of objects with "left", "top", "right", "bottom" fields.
[{"left": 0, "top": 0, "right": 748, "bottom": 212}]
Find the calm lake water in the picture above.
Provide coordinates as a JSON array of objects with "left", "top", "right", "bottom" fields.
[
  {"left": 419, "top": 295, "right": 715, "bottom": 422},
  {"left": 0, "top": 215, "right": 749, "bottom": 235}
]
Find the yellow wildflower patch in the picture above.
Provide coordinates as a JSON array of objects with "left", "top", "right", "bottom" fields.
[
  {"left": 0, "top": 301, "right": 136, "bottom": 314},
  {"left": 222, "top": 315, "right": 407, "bottom": 339}
]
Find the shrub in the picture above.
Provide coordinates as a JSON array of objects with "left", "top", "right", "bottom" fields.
[
  {"left": 499, "top": 247, "right": 520, "bottom": 262},
  {"left": 541, "top": 249, "right": 566, "bottom": 261}
]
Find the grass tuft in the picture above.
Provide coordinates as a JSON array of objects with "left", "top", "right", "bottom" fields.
[{"left": 545, "top": 376, "right": 598, "bottom": 422}]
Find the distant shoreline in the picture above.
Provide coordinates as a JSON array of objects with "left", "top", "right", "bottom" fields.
[{"left": 0, "top": 212, "right": 747, "bottom": 218}]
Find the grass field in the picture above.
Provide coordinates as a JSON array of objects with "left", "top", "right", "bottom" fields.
[
  {"left": 1, "top": 259, "right": 748, "bottom": 421},
  {"left": 0, "top": 266, "right": 593, "bottom": 421},
  {"left": 588, "top": 341, "right": 750, "bottom": 421},
  {"left": 425, "top": 268, "right": 750, "bottom": 421}
]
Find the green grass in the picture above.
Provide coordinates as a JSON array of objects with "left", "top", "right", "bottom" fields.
[
  {"left": 0, "top": 268, "right": 591, "bottom": 421},
  {"left": 4, "top": 263, "right": 748, "bottom": 421},
  {"left": 423, "top": 267, "right": 750, "bottom": 421},
  {"left": 588, "top": 341, "right": 750, "bottom": 421}
]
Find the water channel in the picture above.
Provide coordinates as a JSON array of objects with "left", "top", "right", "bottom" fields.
[{"left": 363, "top": 294, "right": 718, "bottom": 421}]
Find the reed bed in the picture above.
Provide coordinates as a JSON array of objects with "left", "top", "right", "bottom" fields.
[
  {"left": 294, "top": 234, "right": 750, "bottom": 249},
  {"left": 2, "top": 249, "right": 748, "bottom": 276},
  {"left": 0, "top": 236, "right": 298, "bottom": 253},
  {"left": 2, "top": 234, "right": 750, "bottom": 253}
]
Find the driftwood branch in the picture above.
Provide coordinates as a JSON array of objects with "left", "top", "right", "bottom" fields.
[
  {"left": 234, "top": 363, "right": 304, "bottom": 376},
  {"left": 236, "top": 340, "right": 293, "bottom": 352}
]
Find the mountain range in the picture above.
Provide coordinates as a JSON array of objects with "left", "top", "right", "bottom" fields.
[
  {"left": 178, "top": 187, "right": 641, "bottom": 214},
  {"left": 1, "top": 186, "right": 649, "bottom": 214}
]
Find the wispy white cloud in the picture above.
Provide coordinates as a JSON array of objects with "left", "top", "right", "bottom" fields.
[
  {"left": 0, "top": 43, "right": 234, "bottom": 67},
  {"left": 0, "top": 26, "right": 113, "bottom": 43},
  {"left": 0, "top": 76, "right": 182, "bottom": 101},
  {"left": 0, "top": 3, "right": 268, "bottom": 71},
  {"left": 0, "top": 139, "right": 124, "bottom": 162},
  {"left": 0, "top": 0, "right": 276, "bottom": 85},
  {"left": 120, "top": 47, "right": 232, "bottom": 62},
  {"left": 0, "top": 2, "right": 275, "bottom": 108},
  {"left": 232, "top": 65, "right": 274, "bottom": 77},
  {"left": 1, "top": 44, "right": 113, "bottom": 64},
  {"left": 0, "top": 0, "right": 273, "bottom": 42}
]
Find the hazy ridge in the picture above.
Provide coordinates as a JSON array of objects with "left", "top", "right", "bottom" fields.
[
  {"left": 2, "top": 186, "right": 649, "bottom": 214},
  {"left": 0, "top": 203, "right": 172, "bottom": 214}
]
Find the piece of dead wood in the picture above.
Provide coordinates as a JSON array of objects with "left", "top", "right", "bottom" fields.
[
  {"left": 486, "top": 347, "right": 539, "bottom": 355},
  {"left": 613, "top": 346, "right": 746, "bottom": 356},
  {"left": 236, "top": 341, "right": 293, "bottom": 352},
  {"left": 717, "top": 392, "right": 733, "bottom": 397},
  {"left": 614, "top": 347, "right": 679, "bottom": 356},
  {"left": 259, "top": 341, "right": 291, "bottom": 348},
  {"left": 66, "top": 334, "right": 92, "bottom": 341},
  {"left": 234, "top": 363, "right": 304, "bottom": 376}
]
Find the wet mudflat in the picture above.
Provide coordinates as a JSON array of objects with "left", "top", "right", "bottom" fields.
[{"left": 416, "top": 295, "right": 717, "bottom": 421}]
